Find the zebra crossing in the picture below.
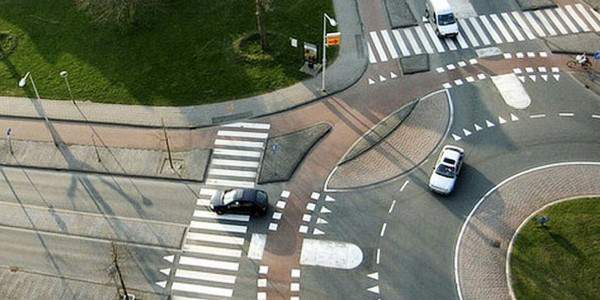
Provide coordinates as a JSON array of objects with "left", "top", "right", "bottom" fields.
[
  {"left": 368, "top": 4, "right": 600, "bottom": 64},
  {"left": 158, "top": 122, "right": 270, "bottom": 299}
]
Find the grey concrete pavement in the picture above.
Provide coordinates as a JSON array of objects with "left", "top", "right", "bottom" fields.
[{"left": 0, "top": 0, "right": 366, "bottom": 129}]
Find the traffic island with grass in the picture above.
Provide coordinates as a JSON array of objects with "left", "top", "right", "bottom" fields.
[
  {"left": 0, "top": 0, "right": 335, "bottom": 106},
  {"left": 509, "top": 197, "right": 600, "bottom": 300}
]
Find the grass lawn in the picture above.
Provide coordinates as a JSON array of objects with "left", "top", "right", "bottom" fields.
[
  {"left": 510, "top": 198, "right": 600, "bottom": 300},
  {"left": 0, "top": 0, "right": 335, "bottom": 106}
]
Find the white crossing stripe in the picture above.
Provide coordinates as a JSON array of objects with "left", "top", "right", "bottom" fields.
[
  {"left": 456, "top": 32, "right": 469, "bottom": 48},
  {"left": 179, "top": 256, "right": 239, "bottom": 271},
  {"left": 479, "top": 15, "right": 504, "bottom": 43},
  {"left": 534, "top": 10, "right": 557, "bottom": 35},
  {"left": 196, "top": 199, "right": 211, "bottom": 206},
  {"left": 205, "top": 178, "right": 255, "bottom": 189},
  {"left": 501, "top": 13, "right": 525, "bottom": 41},
  {"left": 380, "top": 30, "right": 399, "bottom": 59},
  {"left": 211, "top": 159, "right": 259, "bottom": 168},
  {"left": 183, "top": 244, "right": 243, "bottom": 258},
  {"left": 424, "top": 23, "right": 446, "bottom": 52},
  {"left": 369, "top": 31, "right": 388, "bottom": 62},
  {"left": 512, "top": 12, "right": 536, "bottom": 39},
  {"left": 222, "top": 122, "right": 270, "bottom": 130},
  {"left": 190, "top": 221, "right": 247, "bottom": 233},
  {"left": 403, "top": 28, "right": 422, "bottom": 55},
  {"left": 592, "top": 9, "right": 600, "bottom": 28},
  {"left": 172, "top": 296, "right": 210, "bottom": 300},
  {"left": 459, "top": 19, "right": 480, "bottom": 47},
  {"left": 217, "top": 131, "right": 268, "bottom": 139},
  {"left": 490, "top": 14, "right": 514, "bottom": 42},
  {"left": 200, "top": 188, "right": 217, "bottom": 196},
  {"left": 213, "top": 148, "right": 261, "bottom": 158},
  {"left": 468, "top": 17, "right": 491, "bottom": 45},
  {"left": 566, "top": 5, "right": 590, "bottom": 32},
  {"left": 524, "top": 12, "right": 547, "bottom": 37},
  {"left": 214, "top": 139, "right": 264, "bottom": 148},
  {"left": 414, "top": 27, "right": 434, "bottom": 54},
  {"left": 445, "top": 38, "right": 457, "bottom": 50},
  {"left": 193, "top": 210, "right": 251, "bottom": 222},
  {"left": 545, "top": 9, "right": 569, "bottom": 35},
  {"left": 392, "top": 29, "right": 411, "bottom": 56},
  {"left": 209, "top": 168, "right": 257, "bottom": 178},
  {"left": 576, "top": 4, "right": 600, "bottom": 31},
  {"left": 367, "top": 43, "right": 377, "bottom": 63},
  {"left": 186, "top": 232, "right": 245, "bottom": 245},
  {"left": 556, "top": 8, "right": 579, "bottom": 33},
  {"left": 174, "top": 269, "right": 237, "bottom": 284},
  {"left": 171, "top": 281, "right": 233, "bottom": 297}
]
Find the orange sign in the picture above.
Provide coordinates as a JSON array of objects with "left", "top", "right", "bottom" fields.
[{"left": 326, "top": 32, "right": 341, "bottom": 46}]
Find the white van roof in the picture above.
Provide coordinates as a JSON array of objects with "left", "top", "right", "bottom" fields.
[{"left": 429, "top": 0, "right": 453, "bottom": 13}]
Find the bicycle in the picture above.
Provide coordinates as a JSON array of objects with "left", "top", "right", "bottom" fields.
[{"left": 567, "top": 54, "right": 592, "bottom": 71}]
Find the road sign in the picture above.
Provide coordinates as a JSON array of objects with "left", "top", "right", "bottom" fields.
[
  {"left": 594, "top": 50, "right": 600, "bottom": 60},
  {"left": 326, "top": 32, "right": 341, "bottom": 46},
  {"left": 290, "top": 38, "right": 298, "bottom": 48}
]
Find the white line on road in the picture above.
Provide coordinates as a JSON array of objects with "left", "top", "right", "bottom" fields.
[
  {"left": 534, "top": 10, "right": 557, "bottom": 35},
  {"left": 558, "top": 112, "right": 574, "bottom": 117},
  {"left": 529, "top": 114, "right": 546, "bottom": 119},
  {"left": 190, "top": 221, "right": 247, "bottom": 233},
  {"left": 501, "top": 13, "right": 525, "bottom": 41},
  {"left": 456, "top": 32, "right": 470, "bottom": 49},
  {"left": 171, "top": 281, "right": 233, "bottom": 297},
  {"left": 214, "top": 139, "right": 264, "bottom": 148},
  {"left": 222, "top": 122, "right": 270, "bottom": 130},
  {"left": 213, "top": 148, "right": 262, "bottom": 158},
  {"left": 369, "top": 31, "right": 388, "bottom": 62},
  {"left": 380, "top": 223, "right": 387, "bottom": 237},
  {"left": 424, "top": 23, "right": 446, "bottom": 52},
  {"left": 183, "top": 244, "right": 242, "bottom": 258},
  {"left": 468, "top": 17, "right": 491, "bottom": 45},
  {"left": 179, "top": 256, "right": 239, "bottom": 271},
  {"left": 490, "top": 14, "right": 514, "bottom": 42},
  {"left": 193, "top": 210, "right": 250, "bottom": 222},
  {"left": 556, "top": 8, "right": 579, "bottom": 33},
  {"left": 592, "top": 114, "right": 600, "bottom": 119},
  {"left": 388, "top": 200, "right": 397, "bottom": 214},
  {"left": 217, "top": 130, "right": 268, "bottom": 139},
  {"left": 479, "top": 15, "right": 504, "bottom": 44},
  {"left": 392, "top": 29, "right": 411, "bottom": 56},
  {"left": 174, "top": 269, "right": 237, "bottom": 284},
  {"left": 576, "top": 4, "right": 600, "bottom": 31},
  {"left": 404, "top": 28, "right": 423, "bottom": 55},
  {"left": 209, "top": 168, "right": 257, "bottom": 178},
  {"left": 367, "top": 43, "right": 377, "bottom": 63},
  {"left": 186, "top": 232, "right": 245, "bottom": 245},
  {"left": 205, "top": 178, "right": 255, "bottom": 189},
  {"left": 445, "top": 37, "right": 458, "bottom": 51},
  {"left": 458, "top": 19, "right": 480, "bottom": 47},
  {"left": 380, "top": 30, "right": 399, "bottom": 58},
  {"left": 196, "top": 199, "right": 211, "bottom": 206},
  {"left": 400, "top": 180, "right": 410, "bottom": 191},
  {"left": 544, "top": 9, "right": 569, "bottom": 35},
  {"left": 511, "top": 12, "right": 536, "bottom": 39},
  {"left": 566, "top": 5, "right": 590, "bottom": 32},
  {"left": 211, "top": 159, "right": 259, "bottom": 168},
  {"left": 415, "top": 26, "right": 434, "bottom": 54},
  {"left": 524, "top": 12, "right": 547, "bottom": 37},
  {"left": 376, "top": 248, "right": 381, "bottom": 264}
]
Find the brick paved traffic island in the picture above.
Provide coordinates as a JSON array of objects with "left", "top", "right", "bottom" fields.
[{"left": 455, "top": 163, "right": 600, "bottom": 300}]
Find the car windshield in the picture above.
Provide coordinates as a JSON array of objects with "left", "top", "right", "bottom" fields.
[
  {"left": 438, "top": 13, "right": 455, "bottom": 25},
  {"left": 223, "top": 190, "right": 238, "bottom": 205},
  {"left": 435, "top": 164, "right": 456, "bottom": 178},
  {"left": 443, "top": 158, "right": 456, "bottom": 165}
]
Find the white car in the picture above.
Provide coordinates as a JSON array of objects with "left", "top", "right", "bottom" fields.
[{"left": 429, "top": 145, "right": 464, "bottom": 194}]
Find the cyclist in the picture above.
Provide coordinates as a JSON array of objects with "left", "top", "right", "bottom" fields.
[{"left": 576, "top": 53, "right": 589, "bottom": 66}]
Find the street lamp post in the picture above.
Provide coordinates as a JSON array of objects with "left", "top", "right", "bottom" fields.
[
  {"left": 18, "top": 72, "right": 59, "bottom": 147},
  {"left": 59, "top": 70, "right": 75, "bottom": 104},
  {"left": 321, "top": 13, "right": 337, "bottom": 92}
]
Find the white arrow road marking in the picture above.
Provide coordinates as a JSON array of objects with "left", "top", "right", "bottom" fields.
[
  {"left": 486, "top": 120, "right": 495, "bottom": 127},
  {"left": 499, "top": 117, "right": 507, "bottom": 124},
  {"left": 510, "top": 113, "right": 519, "bottom": 121},
  {"left": 368, "top": 286, "right": 380, "bottom": 294},
  {"left": 452, "top": 134, "right": 462, "bottom": 141},
  {"left": 474, "top": 124, "right": 483, "bottom": 131},
  {"left": 463, "top": 129, "right": 472, "bottom": 136},
  {"left": 368, "top": 272, "right": 379, "bottom": 280}
]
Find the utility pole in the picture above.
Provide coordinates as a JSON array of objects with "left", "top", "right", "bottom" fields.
[
  {"left": 111, "top": 243, "right": 129, "bottom": 300},
  {"left": 161, "top": 118, "right": 174, "bottom": 170}
]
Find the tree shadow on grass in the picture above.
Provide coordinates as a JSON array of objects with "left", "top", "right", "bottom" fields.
[{"left": 548, "top": 231, "right": 584, "bottom": 259}]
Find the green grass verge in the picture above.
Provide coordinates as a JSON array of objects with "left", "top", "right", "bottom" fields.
[
  {"left": 510, "top": 198, "right": 600, "bottom": 300},
  {"left": 0, "top": 0, "right": 336, "bottom": 106}
]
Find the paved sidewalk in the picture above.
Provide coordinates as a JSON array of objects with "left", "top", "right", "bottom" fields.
[{"left": 0, "top": 0, "right": 366, "bottom": 128}]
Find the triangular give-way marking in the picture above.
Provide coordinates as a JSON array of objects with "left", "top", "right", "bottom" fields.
[
  {"left": 390, "top": 72, "right": 397, "bottom": 79},
  {"left": 553, "top": 74, "right": 560, "bottom": 81},
  {"left": 529, "top": 75, "right": 536, "bottom": 82},
  {"left": 163, "top": 255, "right": 174, "bottom": 263},
  {"left": 452, "top": 134, "right": 461, "bottom": 141},
  {"left": 474, "top": 124, "right": 483, "bottom": 131},
  {"left": 499, "top": 117, "right": 507, "bottom": 124},
  {"left": 368, "top": 78, "right": 375, "bottom": 85},
  {"left": 368, "top": 286, "right": 380, "bottom": 294},
  {"left": 325, "top": 195, "right": 335, "bottom": 202},
  {"left": 486, "top": 120, "right": 495, "bottom": 127},
  {"left": 368, "top": 272, "right": 379, "bottom": 280},
  {"left": 463, "top": 129, "right": 472, "bottom": 136},
  {"left": 320, "top": 206, "right": 331, "bottom": 213},
  {"left": 518, "top": 76, "right": 525, "bottom": 83},
  {"left": 379, "top": 75, "right": 386, "bottom": 82},
  {"left": 313, "top": 228, "right": 325, "bottom": 235},
  {"left": 541, "top": 74, "right": 548, "bottom": 81},
  {"left": 160, "top": 268, "right": 171, "bottom": 275},
  {"left": 317, "top": 217, "right": 328, "bottom": 224},
  {"left": 156, "top": 281, "right": 167, "bottom": 288},
  {"left": 510, "top": 113, "right": 519, "bottom": 121}
]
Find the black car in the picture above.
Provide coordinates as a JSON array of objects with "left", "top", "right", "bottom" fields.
[{"left": 209, "top": 188, "right": 268, "bottom": 216}]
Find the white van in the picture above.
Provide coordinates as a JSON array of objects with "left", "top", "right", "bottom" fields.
[{"left": 425, "top": 0, "right": 459, "bottom": 38}]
